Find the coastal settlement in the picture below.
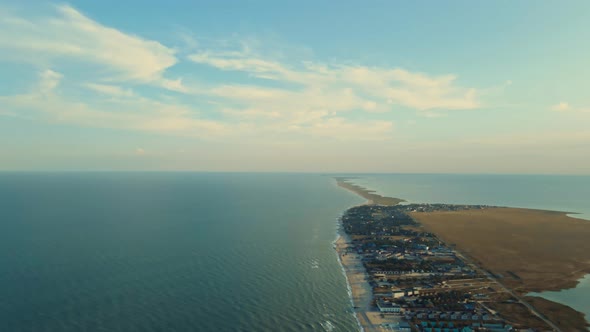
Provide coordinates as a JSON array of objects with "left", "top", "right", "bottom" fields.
[{"left": 335, "top": 178, "right": 588, "bottom": 332}]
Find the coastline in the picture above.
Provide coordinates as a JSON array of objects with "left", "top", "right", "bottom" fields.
[
  {"left": 335, "top": 232, "right": 371, "bottom": 332},
  {"left": 333, "top": 178, "right": 405, "bottom": 332},
  {"left": 333, "top": 177, "right": 590, "bottom": 331},
  {"left": 333, "top": 178, "right": 375, "bottom": 331},
  {"left": 335, "top": 229, "right": 403, "bottom": 332},
  {"left": 335, "top": 177, "right": 405, "bottom": 206}
]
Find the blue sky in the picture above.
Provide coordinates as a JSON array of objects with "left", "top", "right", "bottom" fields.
[{"left": 1, "top": 1, "right": 589, "bottom": 173}]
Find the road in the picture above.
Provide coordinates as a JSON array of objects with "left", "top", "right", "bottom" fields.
[{"left": 453, "top": 250, "right": 562, "bottom": 332}]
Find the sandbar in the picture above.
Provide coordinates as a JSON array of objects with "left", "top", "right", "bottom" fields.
[{"left": 335, "top": 177, "right": 405, "bottom": 206}]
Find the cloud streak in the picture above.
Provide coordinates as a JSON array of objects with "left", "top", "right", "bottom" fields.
[
  {"left": 188, "top": 50, "right": 481, "bottom": 112},
  {"left": 0, "top": 4, "right": 489, "bottom": 143},
  {"left": 0, "top": 5, "right": 177, "bottom": 83}
]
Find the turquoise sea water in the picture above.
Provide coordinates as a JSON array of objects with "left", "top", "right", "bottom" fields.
[
  {"left": 346, "top": 173, "right": 590, "bottom": 326},
  {"left": 0, "top": 173, "right": 363, "bottom": 332}
]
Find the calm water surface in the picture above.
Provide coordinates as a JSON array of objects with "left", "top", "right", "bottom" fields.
[{"left": 0, "top": 173, "right": 362, "bottom": 332}]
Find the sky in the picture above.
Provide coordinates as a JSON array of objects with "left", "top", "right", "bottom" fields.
[{"left": 0, "top": 1, "right": 589, "bottom": 173}]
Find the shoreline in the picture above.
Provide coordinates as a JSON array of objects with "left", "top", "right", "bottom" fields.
[
  {"left": 334, "top": 231, "right": 370, "bottom": 332},
  {"left": 334, "top": 180, "right": 406, "bottom": 332},
  {"left": 333, "top": 177, "right": 590, "bottom": 331},
  {"left": 335, "top": 177, "right": 405, "bottom": 206},
  {"left": 335, "top": 229, "right": 403, "bottom": 332},
  {"left": 333, "top": 179, "right": 376, "bottom": 331},
  {"left": 332, "top": 222, "right": 365, "bottom": 332}
]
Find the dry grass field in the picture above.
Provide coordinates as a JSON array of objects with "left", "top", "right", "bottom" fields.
[
  {"left": 411, "top": 208, "right": 590, "bottom": 293},
  {"left": 411, "top": 208, "right": 590, "bottom": 331}
]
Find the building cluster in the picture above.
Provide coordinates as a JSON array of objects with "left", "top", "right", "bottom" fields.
[{"left": 341, "top": 204, "right": 536, "bottom": 332}]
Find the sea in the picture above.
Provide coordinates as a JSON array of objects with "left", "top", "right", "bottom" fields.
[
  {"left": 0, "top": 173, "right": 363, "bottom": 332},
  {"left": 0, "top": 172, "right": 589, "bottom": 331}
]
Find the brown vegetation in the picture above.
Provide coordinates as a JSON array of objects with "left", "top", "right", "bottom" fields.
[
  {"left": 410, "top": 208, "right": 590, "bottom": 293},
  {"left": 525, "top": 296, "right": 589, "bottom": 332},
  {"left": 411, "top": 207, "right": 590, "bottom": 331}
]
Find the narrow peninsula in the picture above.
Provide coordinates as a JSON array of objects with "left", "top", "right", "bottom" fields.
[
  {"left": 335, "top": 177, "right": 590, "bottom": 332},
  {"left": 336, "top": 177, "right": 406, "bottom": 206}
]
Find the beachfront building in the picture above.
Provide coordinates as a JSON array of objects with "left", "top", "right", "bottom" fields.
[{"left": 377, "top": 300, "right": 402, "bottom": 313}]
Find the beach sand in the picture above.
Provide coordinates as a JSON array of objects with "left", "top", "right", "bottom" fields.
[
  {"left": 335, "top": 178, "right": 405, "bottom": 206},
  {"left": 336, "top": 234, "right": 402, "bottom": 332}
]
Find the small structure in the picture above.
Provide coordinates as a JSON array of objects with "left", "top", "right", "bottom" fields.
[{"left": 377, "top": 300, "right": 402, "bottom": 313}]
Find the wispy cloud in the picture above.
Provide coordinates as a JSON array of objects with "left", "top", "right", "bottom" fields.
[
  {"left": 0, "top": 70, "right": 228, "bottom": 138},
  {"left": 0, "top": 4, "right": 492, "bottom": 143},
  {"left": 84, "top": 83, "right": 135, "bottom": 97},
  {"left": 188, "top": 49, "right": 481, "bottom": 112},
  {"left": 0, "top": 5, "right": 177, "bottom": 83},
  {"left": 1, "top": 70, "right": 393, "bottom": 142}
]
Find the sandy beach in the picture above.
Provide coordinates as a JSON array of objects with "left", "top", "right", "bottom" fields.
[
  {"left": 336, "top": 178, "right": 405, "bottom": 206},
  {"left": 336, "top": 233, "right": 402, "bottom": 332}
]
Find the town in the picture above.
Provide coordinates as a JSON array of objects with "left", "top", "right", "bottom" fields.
[{"left": 340, "top": 203, "right": 554, "bottom": 332}]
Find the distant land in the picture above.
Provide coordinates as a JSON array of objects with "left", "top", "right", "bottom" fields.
[
  {"left": 335, "top": 177, "right": 590, "bottom": 332},
  {"left": 335, "top": 177, "right": 406, "bottom": 206}
]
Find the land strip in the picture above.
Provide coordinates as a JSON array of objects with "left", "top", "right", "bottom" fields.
[
  {"left": 335, "top": 177, "right": 590, "bottom": 331},
  {"left": 336, "top": 177, "right": 405, "bottom": 206}
]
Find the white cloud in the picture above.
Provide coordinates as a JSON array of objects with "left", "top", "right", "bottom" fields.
[
  {"left": 1, "top": 70, "right": 393, "bottom": 142},
  {"left": 84, "top": 83, "right": 134, "bottom": 97},
  {"left": 159, "top": 78, "right": 189, "bottom": 93},
  {"left": 0, "top": 70, "right": 229, "bottom": 138},
  {"left": 38, "top": 70, "right": 63, "bottom": 95},
  {"left": 188, "top": 50, "right": 482, "bottom": 112},
  {"left": 0, "top": 5, "right": 177, "bottom": 83},
  {"left": 0, "top": 5, "right": 493, "bottom": 144},
  {"left": 189, "top": 52, "right": 292, "bottom": 79}
]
